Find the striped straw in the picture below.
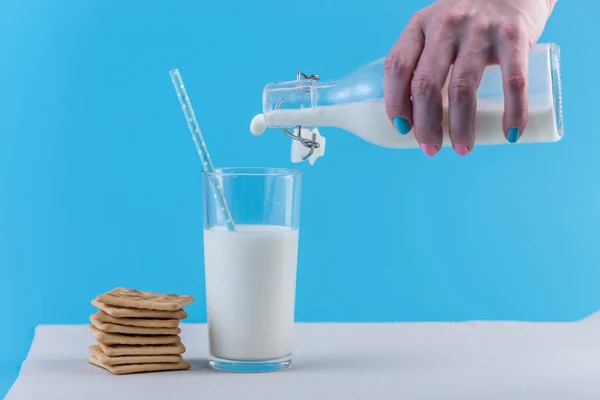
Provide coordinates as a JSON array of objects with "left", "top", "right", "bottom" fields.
[{"left": 169, "top": 69, "right": 236, "bottom": 231}]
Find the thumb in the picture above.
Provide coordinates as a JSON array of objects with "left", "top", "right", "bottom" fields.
[{"left": 383, "top": 22, "right": 424, "bottom": 135}]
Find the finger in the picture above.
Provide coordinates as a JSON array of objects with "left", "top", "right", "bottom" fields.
[
  {"left": 495, "top": 22, "right": 529, "bottom": 143},
  {"left": 384, "top": 19, "right": 425, "bottom": 135},
  {"left": 447, "top": 45, "right": 490, "bottom": 155},
  {"left": 411, "top": 36, "right": 455, "bottom": 156}
]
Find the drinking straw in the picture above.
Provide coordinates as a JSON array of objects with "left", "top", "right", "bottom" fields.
[{"left": 169, "top": 69, "right": 236, "bottom": 231}]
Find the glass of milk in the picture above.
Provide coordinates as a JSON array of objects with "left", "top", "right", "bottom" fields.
[{"left": 202, "top": 167, "right": 301, "bottom": 373}]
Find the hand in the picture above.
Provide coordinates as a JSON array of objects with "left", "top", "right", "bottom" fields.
[{"left": 384, "top": 0, "right": 556, "bottom": 156}]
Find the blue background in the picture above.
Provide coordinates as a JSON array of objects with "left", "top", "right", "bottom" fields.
[{"left": 0, "top": 0, "right": 597, "bottom": 395}]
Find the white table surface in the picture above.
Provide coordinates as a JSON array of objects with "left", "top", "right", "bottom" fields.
[{"left": 6, "top": 314, "right": 600, "bottom": 400}]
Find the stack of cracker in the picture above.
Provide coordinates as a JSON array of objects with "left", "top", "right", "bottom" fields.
[{"left": 88, "top": 288, "right": 194, "bottom": 375}]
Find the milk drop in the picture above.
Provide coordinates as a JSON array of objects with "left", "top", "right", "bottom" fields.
[{"left": 250, "top": 114, "right": 266, "bottom": 136}]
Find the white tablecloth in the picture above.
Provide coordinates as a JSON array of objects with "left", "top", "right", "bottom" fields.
[{"left": 6, "top": 314, "right": 600, "bottom": 399}]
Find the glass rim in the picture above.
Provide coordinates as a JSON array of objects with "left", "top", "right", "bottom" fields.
[{"left": 203, "top": 167, "right": 301, "bottom": 177}]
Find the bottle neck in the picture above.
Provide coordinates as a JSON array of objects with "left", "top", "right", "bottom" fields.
[
  {"left": 262, "top": 58, "right": 386, "bottom": 129},
  {"left": 263, "top": 80, "right": 319, "bottom": 115}
]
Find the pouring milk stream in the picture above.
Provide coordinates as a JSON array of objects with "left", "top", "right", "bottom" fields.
[{"left": 250, "top": 43, "right": 563, "bottom": 164}]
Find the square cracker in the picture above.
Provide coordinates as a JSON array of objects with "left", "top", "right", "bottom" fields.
[
  {"left": 88, "top": 355, "right": 191, "bottom": 375},
  {"left": 96, "top": 288, "right": 194, "bottom": 311},
  {"left": 94, "top": 310, "right": 179, "bottom": 328},
  {"left": 92, "top": 299, "right": 188, "bottom": 319},
  {"left": 90, "top": 314, "right": 181, "bottom": 335},
  {"left": 89, "top": 345, "right": 182, "bottom": 365},
  {"left": 88, "top": 325, "right": 180, "bottom": 345},
  {"left": 98, "top": 342, "right": 186, "bottom": 357}
]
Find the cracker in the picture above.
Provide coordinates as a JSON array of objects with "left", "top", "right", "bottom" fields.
[
  {"left": 92, "top": 299, "right": 188, "bottom": 319},
  {"left": 97, "top": 342, "right": 186, "bottom": 357},
  {"left": 88, "top": 355, "right": 190, "bottom": 375},
  {"left": 90, "top": 314, "right": 181, "bottom": 335},
  {"left": 94, "top": 310, "right": 179, "bottom": 328},
  {"left": 88, "top": 325, "right": 180, "bottom": 345},
  {"left": 89, "top": 345, "right": 182, "bottom": 365},
  {"left": 96, "top": 288, "right": 194, "bottom": 311}
]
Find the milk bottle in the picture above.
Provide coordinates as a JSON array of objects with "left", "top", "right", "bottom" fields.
[{"left": 250, "top": 43, "right": 563, "bottom": 163}]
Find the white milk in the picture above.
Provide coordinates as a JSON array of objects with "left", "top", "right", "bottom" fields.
[
  {"left": 204, "top": 225, "right": 299, "bottom": 361},
  {"left": 264, "top": 98, "right": 560, "bottom": 148}
]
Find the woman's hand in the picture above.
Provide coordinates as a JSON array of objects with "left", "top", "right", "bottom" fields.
[{"left": 384, "top": 0, "right": 557, "bottom": 156}]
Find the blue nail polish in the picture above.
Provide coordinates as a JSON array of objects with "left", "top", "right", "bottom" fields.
[
  {"left": 507, "top": 128, "right": 520, "bottom": 143},
  {"left": 393, "top": 117, "right": 410, "bottom": 135}
]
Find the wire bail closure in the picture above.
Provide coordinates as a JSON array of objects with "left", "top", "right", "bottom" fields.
[{"left": 275, "top": 71, "right": 321, "bottom": 160}]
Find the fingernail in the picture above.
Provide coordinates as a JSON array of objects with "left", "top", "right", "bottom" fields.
[
  {"left": 507, "top": 128, "right": 520, "bottom": 143},
  {"left": 420, "top": 144, "right": 438, "bottom": 157},
  {"left": 454, "top": 144, "right": 469, "bottom": 156},
  {"left": 393, "top": 117, "right": 410, "bottom": 135}
]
